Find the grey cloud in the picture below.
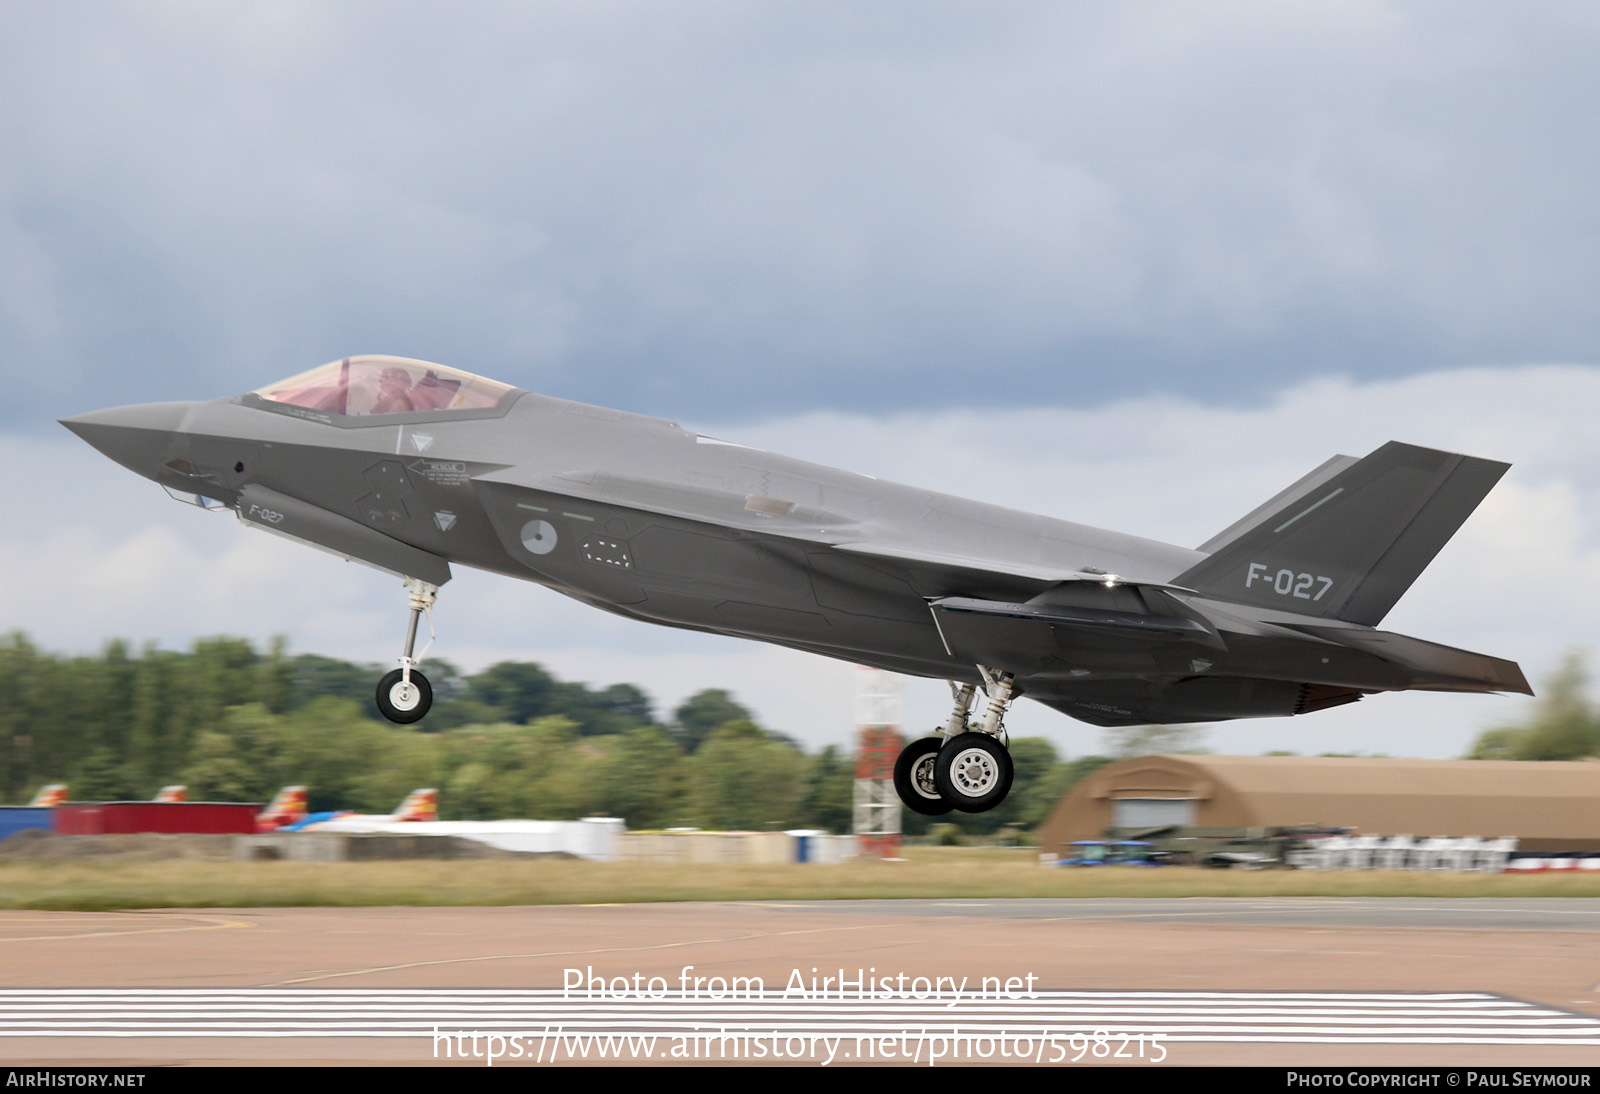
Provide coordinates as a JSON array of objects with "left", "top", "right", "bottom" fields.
[{"left": 3, "top": 2, "right": 1599, "bottom": 430}]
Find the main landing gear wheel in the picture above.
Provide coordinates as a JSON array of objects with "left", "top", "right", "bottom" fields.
[
  {"left": 935, "top": 733, "right": 1014, "bottom": 813},
  {"left": 376, "top": 668, "right": 432, "bottom": 724},
  {"left": 893, "top": 737, "right": 951, "bottom": 816}
]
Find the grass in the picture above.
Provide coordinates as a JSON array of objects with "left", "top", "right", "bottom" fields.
[{"left": 0, "top": 847, "right": 1597, "bottom": 911}]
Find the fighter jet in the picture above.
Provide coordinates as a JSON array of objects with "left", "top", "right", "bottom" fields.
[{"left": 62, "top": 355, "right": 1530, "bottom": 816}]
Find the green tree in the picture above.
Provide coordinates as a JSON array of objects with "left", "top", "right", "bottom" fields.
[
  {"left": 179, "top": 703, "right": 294, "bottom": 803},
  {"left": 437, "top": 717, "right": 600, "bottom": 819},
  {"left": 280, "top": 698, "right": 399, "bottom": 812},
  {"left": 0, "top": 633, "right": 48, "bottom": 797},
  {"left": 589, "top": 726, "right": 686, "bottom": 827},
  {"left": 800, "top": 745, "right": 854, "bottom": 833},
  {"left": 551, "top": 681, "right": 658, "bottom": 736},
  {"left": 686, "top": 720, "right": 807, "bottom": 829},
  {"left": 1462, "top": 728, "right": 1521, "bottom": 761},
  {"left": 673, "top": 689, "right": 754, "bottom": 752},
  {"left": 1464, "top": 652, "right": 1600, "bottom": 761},
  {"left": 1101, "top": 724, "right": 1209, "bottom": 759},
  {"left": 468, "top": 662, "right": 560, "bottom": 724},
  {"left": 594, "top": 684, "right": 655, "bottom": 726},
  {"left": 1000, "top": 738, "right": 1071, "bottom": 830},
  {"left": 74, "top": 747, "right": 133, "bottom": 802},
  {"left": 180, "top": 731, "right": 259, "bottom": 802}
]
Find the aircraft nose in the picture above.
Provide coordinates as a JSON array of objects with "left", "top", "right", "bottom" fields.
[{"left": 59, "top": 402, "right": 195, "bottom": 480}]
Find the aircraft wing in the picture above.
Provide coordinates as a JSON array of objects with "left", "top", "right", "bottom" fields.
[
  {"left": 478, "top": 467, "right": 1131, "bottom": 586},
  {"left": 832, "top": 541, "right": 1085, "bottom": 584}
]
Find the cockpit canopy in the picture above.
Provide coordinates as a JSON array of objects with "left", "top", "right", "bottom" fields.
[{"left": 253, "top": 356, "right": 516, "bottom": 417}]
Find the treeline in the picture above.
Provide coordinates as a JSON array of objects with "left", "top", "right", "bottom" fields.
[{"left": 0, "top": 633, "right": 1110, "bottom": 835}]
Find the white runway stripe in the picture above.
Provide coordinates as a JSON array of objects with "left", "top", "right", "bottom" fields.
[{"left": 0, "top": 990, "right": 1594, "bottom": 1045}]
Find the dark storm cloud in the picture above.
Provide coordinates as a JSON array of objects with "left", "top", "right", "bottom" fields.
[{"left": 3, "top": 1, "right": 1598, "bottom": 429}]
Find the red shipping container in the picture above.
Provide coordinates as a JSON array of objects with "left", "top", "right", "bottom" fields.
[{"left": 54, "top": 802, "right": 260, "bottom": 835}]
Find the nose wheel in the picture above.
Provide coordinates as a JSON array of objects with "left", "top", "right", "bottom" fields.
[
  {"left": 375, "top": 577, "right": 438, "bottom": 724},
  {"left": 376, "top": 667, "right": 432, "bottom": 724}
]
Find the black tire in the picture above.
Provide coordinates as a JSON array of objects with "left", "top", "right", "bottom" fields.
[
  {"left": 934, "top": 733, "right": 1013, "bottom": 813},
  {"left": 893, "top": 736, "right": 951, "bottom": 816},
  {"left": 376, "top": 668, "right": 432, "bottom": 724}
]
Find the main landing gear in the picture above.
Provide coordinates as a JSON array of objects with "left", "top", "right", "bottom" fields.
[
  {"left": 892, "top": 671, "right": 1017, "bottom": 815},
  {"left": 375, "top": 577, "right": 438, "bottom": 724}
]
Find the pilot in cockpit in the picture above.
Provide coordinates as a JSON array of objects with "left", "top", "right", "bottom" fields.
[{"left": 372, "top": 366, "right": 418, "bottom": 414}]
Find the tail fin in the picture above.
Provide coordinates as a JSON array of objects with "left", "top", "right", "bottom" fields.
[
  {"left": 1175, "top": 441, "right": 1508, "bottom": 626},
  {"left": 153, "top": 785, "right": 187, "bottom": 803},
  {"left": 391, "top": 788, "right": 438, "bottom": 822},
  {"left": 28, "top": 784, "right": 67, "bottom": 808},
  {"left": 1195, "top": 454, "right": 1359, "bottom": 553},
  {"left": 257, "top": 786, "right": 309, "bottom": 831}
]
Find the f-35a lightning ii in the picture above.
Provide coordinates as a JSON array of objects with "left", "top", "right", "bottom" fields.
[{"left": 63, "top": 355, "right": 1530, "bottom": 816}]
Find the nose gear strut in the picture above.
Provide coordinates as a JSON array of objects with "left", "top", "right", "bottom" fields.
[{"left": 375, "top": 577, "right": 438, "bottom": 724}]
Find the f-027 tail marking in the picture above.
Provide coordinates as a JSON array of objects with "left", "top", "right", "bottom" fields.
[{"left": 1176, "top": 441, "right": 1509, "bottom": 627}]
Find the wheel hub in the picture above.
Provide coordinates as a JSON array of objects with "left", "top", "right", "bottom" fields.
[
  {"left": 951, "top": 748, "right": 998, "bottom": 794},
  {"left": 912, "top": 754, "right": 940, "bottom": 798}
]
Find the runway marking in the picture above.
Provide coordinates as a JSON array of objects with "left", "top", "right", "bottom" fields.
[
  {"left": 267, "top": 922, "right": 904, "bottom": 986},
  {"left": 0, "top": 914, "right": 252, "bottom": 944},
  {"left": 780, "top": 899, "right": 1600, "bottom": 925},
  {"left": 0, "top": 990, "right": 1593, "bottom": 1046}
]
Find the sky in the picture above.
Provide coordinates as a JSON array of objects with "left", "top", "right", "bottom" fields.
[{"left": 3, "top": 2, "right": 1598, "bottom": 761}]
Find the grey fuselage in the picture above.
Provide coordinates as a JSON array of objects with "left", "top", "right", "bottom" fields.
[{"left": 63, "top": 384, "right": 1529, "bottom": 729}]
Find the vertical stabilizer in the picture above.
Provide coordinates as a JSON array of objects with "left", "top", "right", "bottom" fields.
[
  {"left": 1174, "top": 441, "right": 1508, "bottom": 626},
  {"left": 392, "top": 788, "right": 439, "bottom": 822},
  {"left": 28, "top": 784, "right": 67, "bottom": 808},
  {"left": 257, "top": 786, "right": 309, "bottom": 831},
  {"left": 1196, "top": 454, "right": 1359, "bottom": 553}
]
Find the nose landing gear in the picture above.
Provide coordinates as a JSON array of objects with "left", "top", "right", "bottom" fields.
[
  {"left": 891, "top": 672, "right": 1017, "bottom": 815},
  {"left": 375, "top": 577, "right": 438, "bottom": 724}
]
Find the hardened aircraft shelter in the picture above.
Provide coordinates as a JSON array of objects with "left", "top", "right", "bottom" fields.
[{"left": 1036, "top": 754, "right": 1600, "bottom": 854}]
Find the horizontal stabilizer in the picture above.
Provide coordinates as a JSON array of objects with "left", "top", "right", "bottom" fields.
[
  {"left": 928, "top": 589, "right": 1226, "bottom": 678},
  {"left": 1174, "top": 441, "right": 1507, "bottom": 626},
  {"left": 1280, "top": 624, "right": 1532, "bottom": 695}
]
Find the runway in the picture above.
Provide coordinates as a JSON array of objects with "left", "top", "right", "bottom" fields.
[{"left": 0, "top": 899, "right": 1596, "bottom": 1067}]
